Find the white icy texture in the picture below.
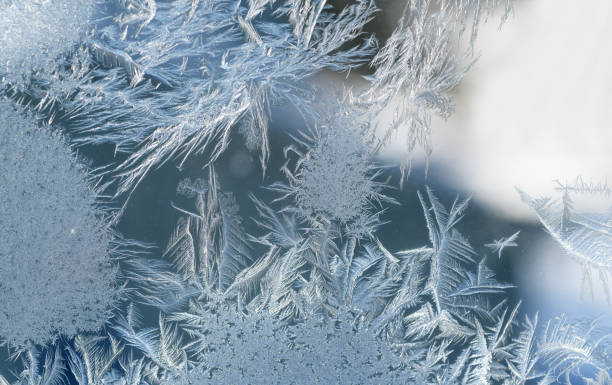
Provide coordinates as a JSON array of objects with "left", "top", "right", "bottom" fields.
[
  {"left": 167, "top": 304, "right": 404, "bottom": 385},
  {"left": 0, "top": 100, "right": 117, "bottom": 348},
  {"left": 0, "top": 0, "right": 93, "bottom": 88}
]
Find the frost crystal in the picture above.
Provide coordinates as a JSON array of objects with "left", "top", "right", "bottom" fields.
[
  {"left": 485, "top": 231, "right": 520, "bottom": 260},
  {"left": 168, "top": 171, "right": 252, "bottom": 294},
  {"left": 0, "top": 100, "right": 118, "bottom": 348}
]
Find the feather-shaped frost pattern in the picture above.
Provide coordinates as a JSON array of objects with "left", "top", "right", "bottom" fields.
[
  {"left": 167, "top": 170, "right": 253, "bottom": 294},
  {"left": 55, "top": 0, "right": 379, "bottom": 201}
]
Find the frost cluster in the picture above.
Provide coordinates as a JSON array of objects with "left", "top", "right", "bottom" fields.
[
  {"left": 294, "top": 127, "right": 379, "bottom": 223},
  {"left": 166, "top": 302, "right": 403, "bottom": 385},
  {"left": 269, "top": 116, "right": 394, "bottom": 235},
  {"left": 0, "top": 100, "right": 118, "bottom": 348},
  {"left": 0, "top": 0, "right": 93, "bottom": 88}
]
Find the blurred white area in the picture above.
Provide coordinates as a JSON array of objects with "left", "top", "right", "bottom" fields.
[
  {"left": 378, "top": 0, "right": 612, "bottom": 221},
  {"left": 519, "top": 236, "right": 612, "bottom": 321}
]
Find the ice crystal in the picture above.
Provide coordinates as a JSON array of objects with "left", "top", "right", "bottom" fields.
[
  {"left": 486, "top": 231, "right": 520, "bottom": 260},
  {"left": 0, "top": 99, "right": 118, "bottom": 348},
  {"left": 167, "top": 170, "right": 253, "bottom": 294}
]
